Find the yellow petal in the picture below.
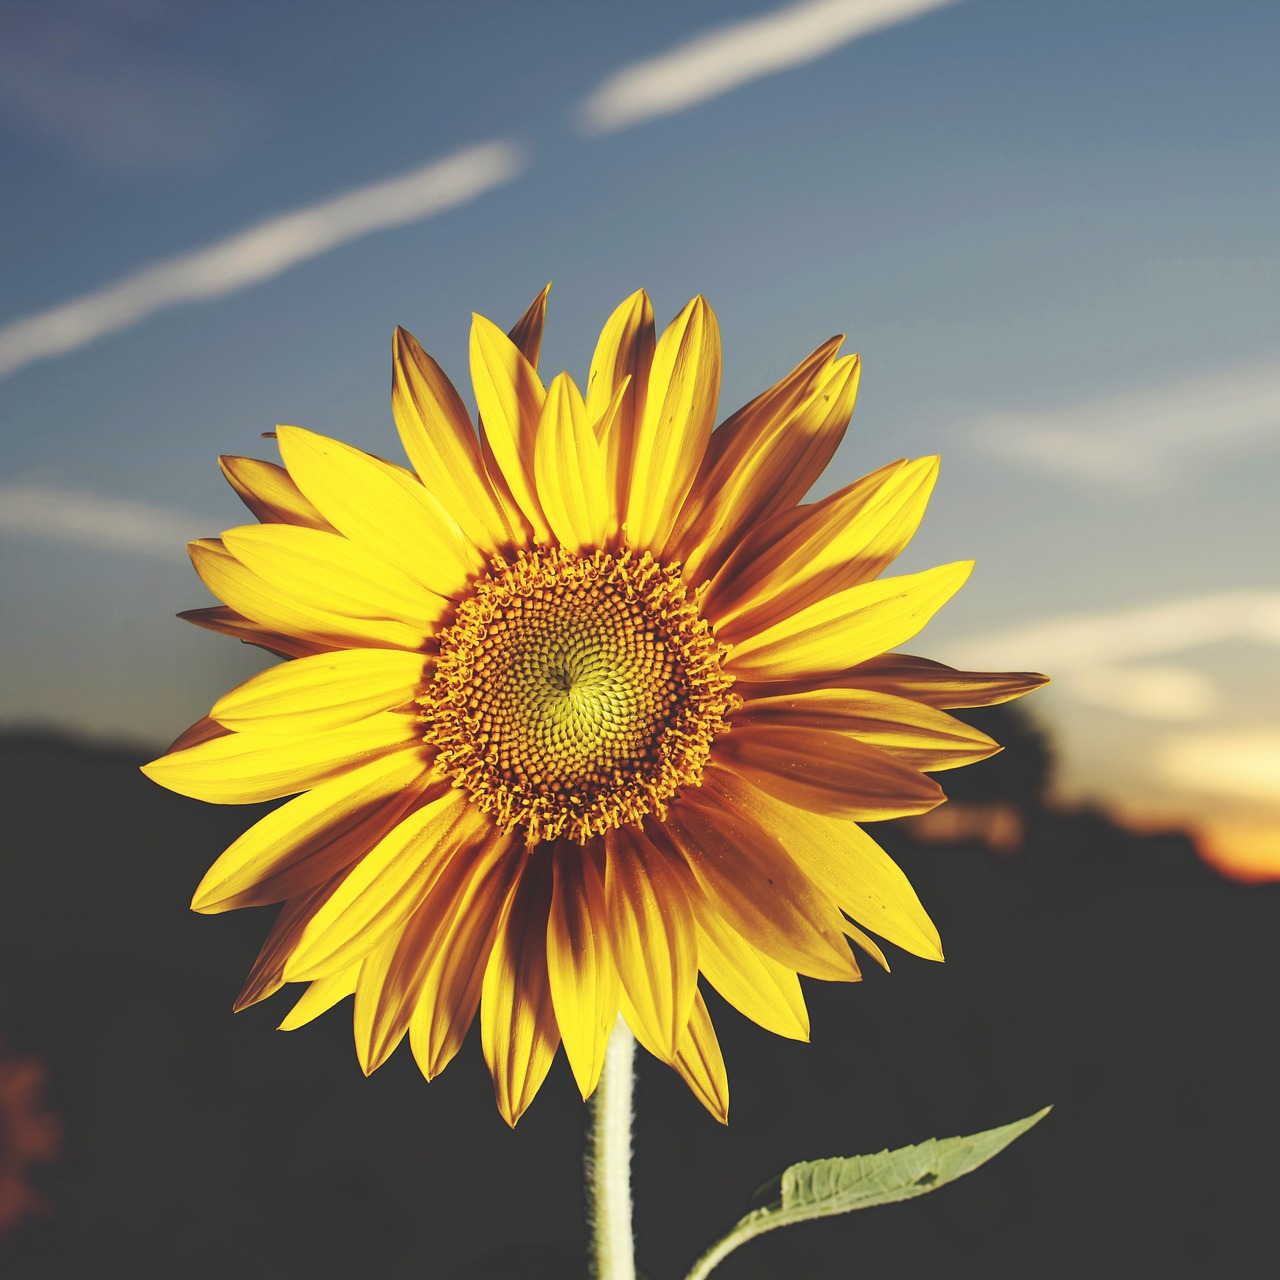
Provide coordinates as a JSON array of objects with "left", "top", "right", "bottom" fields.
[
  {"left": 603, "top": 826, "right": 698, "bottom": 1060},
  {"left": 353, "top": 933, "right": 411, "bottom": 1074},
  {"left": 533, "top": 372, "right": 610, "bottom": 552},
  {"left": 282, "top": 787, "right": 486, "bottom": 981},
  {"left": 469, "top": 312, "right": 551, "bottom": 542},
  {"left": 191, "top": 749, "right": 433, "bottom": 913},
  {"left": 142, "top": 715, "right": 421, "bottom": 805},
  {"left": 222, "top": 523, "right": 447, "bottom": 635},
  {"left": 662, "top": 788, "right": 858, "bottom": 982},
  {"left": 189, "top": 539, "right": 430, "bottom": 652},
  {"left": 211, "top": 648, "right": 425, "bottom": 736},
  {"left": 279, "top": 968, "right": 359, "bottom": 1030},
  {"left": 625, "top": 296, "right": 720, "bottom": 553},
  {"left": 178, "top": 605, "right": 331, "bottom": 659},
  {"left": 725, "top": 561, "right": 973, "bottom": 681},
  {"left": 219, "top": 455, "right": 335, "bottom": 530},
  {"left": 840, "top": 653, "right": 1051, "bottom": 709},
  {"left": 716, "top": 723, "right": 944, "bottom": 820},
  {"left": 840, "top": 918, "right": 889, "bottom": 972},
  {"left": 735, "top": 687, "right": 1001, "bottom": 772},
  {"left": 673, "top": 991, "right": 729, "bottom": 1124},
  {"left": 695, "top": 909, "right": 810, "bottom": 1041},
  {"left": 391, "top": 326, "right": 514, "bottom": 551},
  {"left": 508, "top": 282, "right": 552, "bottom": 368},
  {"left": 586, "top": 290, "right": 655, "bottom": 537},
  {"left": 708, "top": 456, "right": 938, "bottom": 638},
  {"left": 679, "top": 348, "right": 858, "bottom": 585},
  {"left": 545, "top": 841, "right": 619, "bottom": 1098},
  {"left": 704, "top": 765, "right": 943, "bottom": 961},
  {"left": 481, "top": 853, "right": 560, "bottom": 1127},
  {"left": 407, "top": 834, "right": 524, "bottom": 1081},
  {"left": 277, "top": 425, "right": 483, "bottom": 598}
]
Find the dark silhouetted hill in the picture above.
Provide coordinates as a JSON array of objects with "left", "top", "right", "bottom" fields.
[{"left": 1, "top": 728, "right": 1277, "bottom": 1279}]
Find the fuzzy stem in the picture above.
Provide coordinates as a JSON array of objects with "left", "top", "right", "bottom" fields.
[{"left": 587, "top": 1018, "right": 637, "bottom": 1280}]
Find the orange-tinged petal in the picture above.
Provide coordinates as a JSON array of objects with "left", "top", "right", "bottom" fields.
[
  {"left": 191, "top": 749, "right": 433, "bottom": 913},
  {"left": 351, "top": 823, "right": 516, "bottom": 1076},
  {"left": 166, "top": 714, "right": 227, "bottom": 754},
  {"left": 679, "top": 349, "right": 858, "bottom": 585},
  {"left": 408, "top": 833, "right": 524, "bottom": 1081},
  {"left": 222, "top": 523, "right": 447, "bottom": 635},
  {"left": 546, "top": 841, "right": 619, "bottom": 1099},
  {"left": 469, "top": 312, "right": 551, "bottom": 542},
  {"left": 735, "top": 687, "right": 1001, "bottom": 772},
  {"left": 662, "top": 790, "right": 858, "bottom": 982},
  {"left": 219, "top": 455, "right": 335, "bottom": 530},
  {"left": 508, "top": 283, "right": 552, "bottom": 368},
  {"left": 625, "top": 296, "right": 720, "bottom": 553},
  {"left": 278, "top": 967, "right": 358, "bottom": 1030},
  {"left": 840, "top": 653, "right": 1051, "bottom": 709},
  {"left": 142, "top": 714, "right": 420, "bottom": 805},
  {"left": 210, "top": 648, "right": 426, "bottom": 736},
  {"left": 391, "top": 326, "right": 513, "bottom": 551},
  {"left": 673, "top": 991, "right": 729, "bottom": 1124},
  {"left": 695, "top": 909, "right": 810, "bottom": 1040},
  {"left": 481, "top": 852, "right": 560, "bottom": 1127},
  {"left": 704, "top": 765, "right": 943, "bottom": 961},
  {"left": 282, "top": 787, "right": 486, "bottom": 981},
  {"left": 189, "top": 539, "right": 429, "bottom": 651},
  {"left": 725, "top": 561, "right": 973, "bottom": 682},
  {"left": 586, "top": 290, "right": 654, "bottom": 536},
  {"left": 707, "top": 456, "right": 938, "bottom": 638},
  {"left": 277, "top": 425, "right": 483, "bottom": 598},
  {"left": 234, "top": 882, "right": 337, "bottom": 1012},
  {"left": 603, "top": 826, "right": 698, "bottom": 1060},
  {"left": 533, "top": 372, "right": 610, "bottom": 552},
  {"left": 178, "top": 604, "right": 332, "bottom": 659},
  {"left": 716, "top": 724, "right": 945, "bottom": 820},
  {"left": 693, "top": 334, "right": 842, "bottom": 488}
]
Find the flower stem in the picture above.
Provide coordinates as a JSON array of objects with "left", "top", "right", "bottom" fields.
[{"left": 587, "top": 1018, "right": 637, "bottom": 1280}]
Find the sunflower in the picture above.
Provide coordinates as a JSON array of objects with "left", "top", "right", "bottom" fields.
[{"left": 143, "top": 288, "right": 1045, "bottom": 1125}]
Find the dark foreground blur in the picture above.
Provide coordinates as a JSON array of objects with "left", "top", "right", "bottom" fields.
[{"left": 2, "top": 711, "right": 1277, "bottom": 1279}]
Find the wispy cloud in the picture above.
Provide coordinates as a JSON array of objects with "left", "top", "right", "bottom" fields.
[
  {"left": 0, "top": 484, "right": 211, "bottom": 557},
  {"left": 968, "top": 359, "right": 1280, "bottom": 491},
  {"left": 576, "top": 0, "right": 957, "bottom": 134},
  {"left": 1155, "top": 728, "right": 1280, "bottom": 808},
  {"left": 0, "top": 140, "right": 526, "bottom": 381},
  {"left": 937, "top": 590, "right": 1280, "bottom": 720}
]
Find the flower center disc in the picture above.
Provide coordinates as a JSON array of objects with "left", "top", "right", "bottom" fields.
[{"left": 422, "top": 547, "right": 735, "bottom": 843}]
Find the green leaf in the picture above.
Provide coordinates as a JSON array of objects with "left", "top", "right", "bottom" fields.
[{"left": 683, "top": 1106, "right": 1051, "bottom": 1280}]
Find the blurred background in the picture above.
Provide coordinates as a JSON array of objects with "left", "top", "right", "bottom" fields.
[{"left": 1, "top": 1, "right": 1277, "bottom": 1276}]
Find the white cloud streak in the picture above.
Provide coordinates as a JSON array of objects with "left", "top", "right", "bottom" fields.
[
  {"left": 937, "top": 590, "right": 1280, "bottom": 721},
  {"left": 0, "top": 140, "right": 526, "bottom": 381},
  {"left": 968, "top": 359, "right": 1280, "bottom": 491},
  {"left": 0, "top": 484, "right": 211, "bottom": 558},
  {"left": 576, "top": 0, "right": 957, "bottom": 134},
  {"left": 941, "top": 590, "right": 1280, "bottom": 673}
]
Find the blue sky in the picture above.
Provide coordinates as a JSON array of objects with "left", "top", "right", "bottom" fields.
[{"left": 2, "top": 0, "right": 1278, "bottom": 870}]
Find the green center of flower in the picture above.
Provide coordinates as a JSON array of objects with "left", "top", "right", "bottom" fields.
[{"left": 420, "top": 547, "right": 736, "bottom": 843}]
